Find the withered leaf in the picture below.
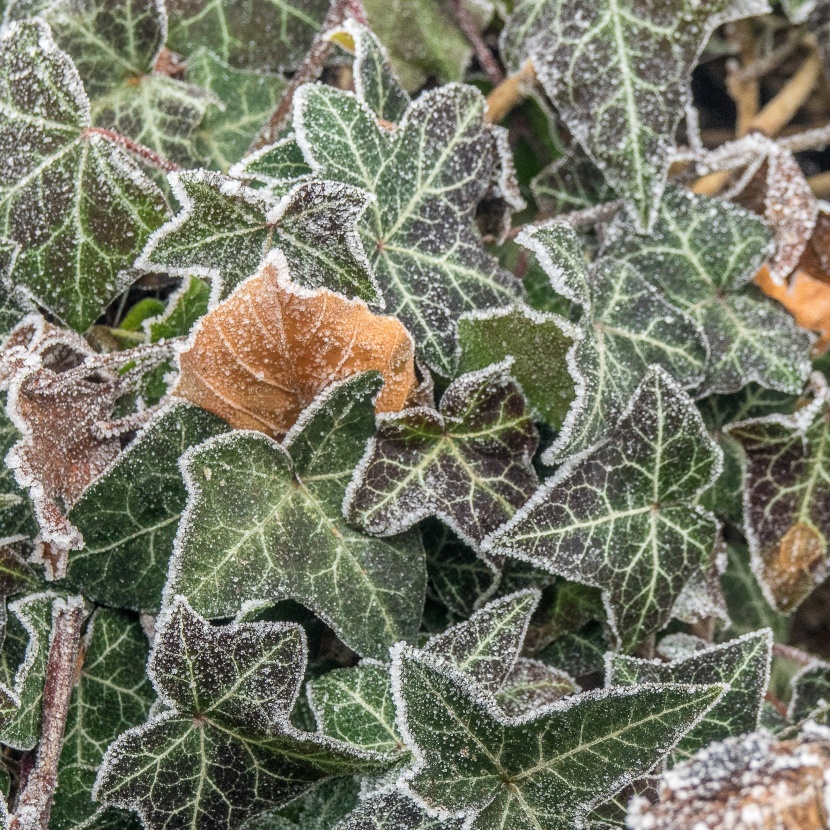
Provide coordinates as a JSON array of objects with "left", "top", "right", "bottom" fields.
[{"left": 174, "top": 252, "right": 416, "bottom": 438}]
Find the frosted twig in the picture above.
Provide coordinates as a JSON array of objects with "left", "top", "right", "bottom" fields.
[
  {"left": 83, "top": 127, "right": 180, "bottom": 174},
  {"left": 249, "top": 0, "right": 369, "bottom": 152},
  {"left": 778, "top": 122, "right": 830, "bottom": 154},
  {"left": 450, "top": 0, "right": 504, "bottom": 86},
  {"left": 10, "top": 598, "right": 89, "bottom": 830}
]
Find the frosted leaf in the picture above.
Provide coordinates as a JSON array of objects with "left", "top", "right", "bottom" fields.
[
  {"left": 294, "top": 82, "right": 520, "bottom": 376},
  {"left": 789, "top": 661, "right": 830, "bottom": 724},
  {"left": 166, "top": 373, "right": 426, "bottom": 660},
  {"left": 242, "top": 777, "right": 360, "bottom": 830},
  {"left": 781, "top": 0, "right": 817, "bottom": 21},
  {"left": 335, "top": 791, "right": 464, "bottom": 830},
  {"left": 50, "top": 609, "right": 154, "bottom": 830},
  {"left": 605, "top": 185, "right": 813, "bottom": 397},
  {"left": 392, "top": 644, "right": 724, "bottom": 829},
  {"left": 532, "top": 150, "right": 616, "bottom": 217},
  {"left": 500, "top": 0, "right": 771, "bottom": 230},
  {"left": 94, "top": 598, "right": 383, "bottom": 830},
  {"left": 230, "top": 135, "right": 314, "bottom": 193},
  {"left": 484, "top": 367, "right": 722, "bottom": 653},
  {"left": 457, "top": 305, "right": 578, "bottom": 431},
  {"left": 536, "top": 622, "right": 609, "bottom": 678},
  {"left": 0, "top": 400, "right": 36, "bottom": 541},
  {"left": 520, "top": 224, "right": 708, "bottom": 462},
  {"left": 165, "top": 0, "right": 328, "bottom": 71},
  {"left": 139, "top": 170, "right": 380, "bottom": 304},
  {"left": 65, "top": 401, "right": 229, "bottom": 612},
  {"left": 345, "top": 361, "right": 539, "bottom": 554},
  {"left": 187, "top": 48, "right": 286, "bottom": 173},
  {"left": 608, "top": 630, "right": 772, "bottom": 763},
  {"left": 144, "top": 274, "right": 210, "bottom": 342},
  {"left": 0, "top": 19, "right": 169, "bottom": 331},
  {"left": 494, "top": 658, "right": 579, "bottom": 717},
  {"left": 727, "top": 388, "right": 830, "bottom": 613}
]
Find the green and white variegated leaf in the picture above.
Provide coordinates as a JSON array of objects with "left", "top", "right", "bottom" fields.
[
  {"left": 532, "top": 151, "right": 616, "bottom": 217},
  {"left": 0, "top": 396, "right": 36, "bottom": 540},
  {"left": 345, "top": 362, "right": 538, "bottom": 553},
  {"left": 789, "top": 661, "right": 830, "bottom": 723},
  {"left": 242, "top": 777, "right": 360, "bottom": 830},
  {"left": 167, "top": 373, "right": 426, "bottom": 660},
  {"left": 520, "top": 223, "right": 708, "bottom": 462},
  {"left": 328, "top": 20, "right": 410, "bottom": 125},
  {"left": 494, "top": 658, "right": 579, "bottom": 717},
  {"left": 500, "top": 0, "right": 771, "bottom": 230},
  {"left": 187, "top": 49, "right": 287, "bottom": 173},
  {"left": 457, "top": 305, "right": 578, "bottom": 430},
  {"left": 293, "top": 82, "right": 520, "bottom": 375},
  {"left": 95, "top": 598, "right": 383, "bottom": 830},
  {"left": 51, "top": 609, "right": 155, "bottom": 830},
  {"left": 144, "top": 275, "right": 210, "bottom": 342},
  {"left": 230, "top": 135, "right": 314, "bottom": 194},
  {"left": 537, "top": 622, "right": 610, "bottom": 679},
  {"left": 138, "top": 170, "right": 379, "bottom": 304},
  {"left": 484, "top": 367, "right": 722, "bottom": 653},
  {"left": 0, "top": 592, "right": 64, "bottom": 749},
  {"left": 335, "top": 791, "right": 465, "bottom": 830},
  {"left": 0, "top": 19, "right": 169, "bottom": 331},
  {"left": 392, "top": 644, "right": 724, "bottom": 830},
  {"left": 726, "top": 387, "right": 830, "bottom": 613},
  {"left": 605, "top": 186, "right": 813, "bottom": 397},
  {"left": 65, "top": 402, "right": 229, "bottom": 613},
  {"left": 607, "top": 630, "right": 771, "bottom": 763},
  {"left": 165, "top": 0, "right": 328, "bottom": 71}
]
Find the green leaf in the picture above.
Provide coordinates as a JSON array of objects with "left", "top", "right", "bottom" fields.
[
  {"left": 51, "top": 609, "right": 155, "bottom": 830},
  {"left": 294, "top": 81, "right": 520, "bottom": 375},
  {"left": 336, "top": 791, "right": 465, "bottom": 830},
  {"left": 243, "top": 777, "right": 360, "bottom": 830},
  {"left": 532, "top": 151, "right": 616, "bottom": 217},
  {"left": 727, "top": 388, "right": 830, "bottom": 613},
  {"left": 605, "top": 185, "right": 812, "bottom": 397},
  {"left": 145, "top": 275, "right": 211, "bottom": 342},
  {"left": 392, "top": 644, "right": 724, "bottom": 829},
  {"left": 789, "top": 661, "right": 830, "bottom": 723},
  {"left": 536, "top": 621, "right": 611, "bottom": 679},
  {"left": 167, "top": 373, "right": 426, "bottom": 660},
  {"left": 345, "top": 362, "right": 538, "bottom": 551},
  {"left": 520, "top": 224, "right": 708, "bottom": 461},
  {"left": 139, "top": 170, "right": 380, "bottom": 303},
  {"left": 0, "top": 19, "right": 169, "bottom": 331},
  {"left": 457, "top": 305, "right": 578, "bottom": 430},
  {"left": 494, "top": 658, "right": 579, "bottom": 717},
  {"left": 484, "top": 367, "right": 721, "bottom": 652},
  {"left": 232, "top": 134, "right": 314, "bottom": 193},
  {"left": 608, "top": 630, "right": 771, "bottom": 762},
  {"left": 65, "top": 402, "right": 229, "bottom": 613},
  {"left": 0, "top": 394, "right": 36, "bottom": 540},
  {"left": 500, "top": 0, "right": 770, "bottom": 229},
  {"left": 165, "top": 0, "right": 328, "bottom": 71},
  {"left": 95, "top": 598, "right": 382, "bottom": 830},
  {"left": 187, "top": 48, "right": 287, "bottom": 173}
]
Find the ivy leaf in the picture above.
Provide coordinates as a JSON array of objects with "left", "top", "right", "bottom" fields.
[
  {"left": 231, "top": 135, "right": 314, "bottom": 194},
  {"left": 345, "top": 361, "right": 538, "bottom": 551},
  {"left": 64, "top": 401, "right": 229, "bottom": 613},
  {"left": 0, "top": 398, "right": 36, "bottom": 540},
  {"left": 532, "top": 151, "right": 616, "bottom": 217},
  {"left": 51, "top": 608, "right": 155, "bottom": 830},
  {"left": 607, "top": 630, "right": 772, "bottom": 763},
  {"left": 94, "top": 597, "right": 382, "bottom": 830},
  {"left": 336, "top": 791, "right": 465, "bottom": 830},
  {"left": 187, "top": 49, "right": 287, "bottom": 173},
  {"left": 243, "top": 777, "right": 360, "bottom": 830},
  {"left": 165, "top": 0, "right": 328, "bottom": 71},
  {"left": 0, "top": 19, "right": 169, "bottom": 331},
  {"left": 457, "top": 305, "right": 578, "bottom": 430},
  {"left": 293, "top": 81, "right": 520, "bottom": 376},
  {"left": 500, "top": 0, "right": 770, "bottom": 229},
  {"left": 139, "top": 170, "right": 380, "bottom": 304},
  {"left": 494, "top": 658, "right": 579, "bottom": 717},
  {"left": 167, "top": 372, "right": 426, "bottom": 660},
  {"left": 484, "top": 367, "right": 721, "bottom": 652},
  {"left": 789, "top": 661, "right": 830, "bottom": 723},
  {"left": 145, "top": 275, "right": 211, "bottom": 342},
  {"left": 392, "top": 644, "right": 724, "bottom": 829},
  {"left": 172, "top": 254, "right": 414, "bottom": 439},
  {"left": 520, "top": 223, "right": 708, "bottom": 461},
  {"left": 605, "top": 186, "right": 813, "bottom": 397},
  {"left": 727, "top": 388, "right": 830, "bottom": 613},
  {"left": 537, "top": 622, "right": 609, "bottom": 678}
]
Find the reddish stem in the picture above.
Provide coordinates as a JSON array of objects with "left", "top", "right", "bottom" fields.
[
  {"left": 450, "top": 0, "right": 504, "bottom": 86},
  {"left": 773, "top": 642, "right": 815, "bottom": 667},
  {"left": 83, "top": 127, "right": 180, "bottom": 174},
  {"left": 249, "top": 0, "right": 369, "bottom": 153}
]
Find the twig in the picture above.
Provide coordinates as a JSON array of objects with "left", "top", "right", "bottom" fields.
[
  {"left": 809, "top": 170, "right": 830, "bottom": 198},
  {"left": 773, "top": 642, "right": 815, "bottom": 667},
  {"left": 778, "top": 121, "right": 830, "bottom": 153},
  {"left": 249, "top": 0, "right": 369, "bottom": 153},
  {"left": 10, "top": 597, "right": 89, "bottom": 830},
  {"left": 450, "top": 0, "right": 504, "bottom": 86},
  {"left": 736, "top": 29, "right": 807, "bottom": 82},
  {"left": 764, "top": 690, "right": 789, "bottom": 720},
  {"left": 485, "top": 60, "right": 536, "bottom": 124},
  {"left": 83, "top": 127, "right": 180, "bottom": 174},
  {"left": 728, "top": 20, "right": 760, "bottom": 137}
]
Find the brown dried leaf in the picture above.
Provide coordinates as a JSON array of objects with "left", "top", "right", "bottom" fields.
[
  {"left": 627, "top": 731, "right": 830, "bottom": 830},
  {"left": 173, "top": 252, "right": 416, "bottom": 438}
]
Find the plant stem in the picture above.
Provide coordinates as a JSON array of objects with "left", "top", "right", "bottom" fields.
[
  {"left": 450, "top": 0, "right": 504, "bottom": 86},
  {"left": 728, "top": 20, "right": 760, "bottom": 138},
  {"left": 773, "top": 642, "right": 815, "bottom": 667},
  {"left": 83, "top": 127, "right": 180, "bottom": 174},
  {"left": 249, "top": 0, "right": 369, "bottom": 153},
  {"left": 10, "top": 598, "right": 88, "bottom": 830},
  {"left": 485, "top": 60, "right": 536, "bottom": 124}
]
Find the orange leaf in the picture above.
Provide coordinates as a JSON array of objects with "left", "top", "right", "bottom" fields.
[
  {"left": 755, "top": 265, "right": 830, "bottom": 352},
  {"left": 174, "top": 252, "right": 416, "bottom": 437}
]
